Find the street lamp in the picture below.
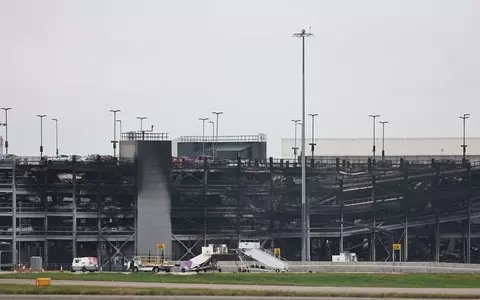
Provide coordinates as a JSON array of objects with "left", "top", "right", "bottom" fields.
[
  {"left": 293, "top": 28, "right": 314, "bottom": 262},
  {"left": 308, "top": 113, "right": 318, "bottom": 160},
  {"left": 36, "top": 114, "right": 47, "bottom": 158},
  {"left": 199, "top": 118, "right": 209, "bottom": 156},
  {"left": 136, "top": 116, "right": 147, "bottom": 132},
  {"left": 368, "top": 114, "right": 381, "bottom": 163},
  {"left": 1, "top": 108, "right": 11, "bottom": 154},
  {"left": 459, "top": 113, "right": 470, "bottom": 161},
  {"left": 208, "top": 120, "right": 215, "bottom": 158},
  {"left": 51, "top": 118, "right": 59, "bottom": 156},
  {"left": 291, "top": 119, "right": 301, "bottom": 160},
  {"left": 116, "top": 119, "right": 122, "bottom": 142},
  {"left": 212, "top": 111, "right": 223, "bottom": 160},
  {"left": 379, "top": 121, "right": 389, "bottom": 160},
  {"left": 109, "top": 110, "right": 121, "bottom": 158}
]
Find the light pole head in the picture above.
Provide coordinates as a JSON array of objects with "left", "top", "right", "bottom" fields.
[
  {"left": 136, "top": 116, "right": 147, "bottom": 120},
  {"left": 369, "top": 114, "right": 380, "bottom": 118},
  {"left": 308, "top": 113, "right": 318, "bottom": 117},
  {"left": 379, "top": 120, "right": 389, "bottom": 125},
  {"left": 51, "top": 118, "right": 58, "bottom": 122},
  {"left": 1, "top": 108, "right": 11, "bottom": 111},
  {"left": 291, "top": 119, "right": 301, "bottom": 123},
  {"left": 208, "top": 120, "right": 214, "bottom": 125},
  {"left": 293, "top": 28, "right": 314, "bottom": 38},
  {"left": 36, "top": 114, "right": 47, "bottom": 118},
  {"left": 199, "top": 117, "right": 209, "bottom": 122},
  {"left": 460, "top": 113, "right": 470, "bottom": 119},
  {"left": 109, "top": 109, "right": 121, "bottom": 113},
  {"left": 212, "top": 111, "right": 223, "bottom": 115}
]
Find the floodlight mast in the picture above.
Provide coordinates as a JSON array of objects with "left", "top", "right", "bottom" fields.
[{"left": 293, "top": 28, "right": 314, "bottom": 262}]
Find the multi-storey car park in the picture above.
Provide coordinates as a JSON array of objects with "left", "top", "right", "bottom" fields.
[
  {"left": 169, "top": 138, "right": 480, "bottom": 264},
  {"left": 2, "top": 132, "right": 480, "bottom": 270},
  {"left": 0, "top": 155, "right": 136, "bottom": 270}
]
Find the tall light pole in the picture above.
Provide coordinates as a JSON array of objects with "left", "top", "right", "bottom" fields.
[
  {"left": 369, "top": 114, "right": 380, "bottom": 163},
  {"left": 379, "top": 121, "right": 388, "bottom": 160},
  {"left": 459, "top": 113, "right": 470, "bottom": 161},
  {"left": 136, "top": 116, "right": 147, "bottom": 132},
  {"left": 212, "top": 111, "right": 223, "bottom": 160},
  {"left": 209, "top": 120, "right": 215, "bottom": 158},
  {"left": 109, "top": 109, "right": 120, "bottom": 158},
  {"left": 1, "top": 108, "right": 11, "bottom": 154},
  {"left": 199, "top": 118, "right": 209, "bottom": 156},
  {"left": 116, "top": 119, "right": 122, "bottom": 142},
  {"left": 308, "top": 113, "right": 318, "bottom": 160},
  {"left": 293, "top": 28, "right": 313, "bottom": 262},
  {"left": 36, "top": 114, "right": 46, "bottom": 158},
  {"left": 51, "top": 118, "right": 59, "bottom": 156},
  {"left": 291, "top": 119, "right": 301, "bottom": 160},
  {"left": 368, "top": 114, "right": 380, "bottom": 262},
  {"left": 136, "top": 116, "right": 147, "bottom": 141}
]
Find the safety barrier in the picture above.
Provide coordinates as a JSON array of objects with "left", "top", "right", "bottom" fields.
[{"left": 35, "top": 277, "right": 51, "bottom": 287}]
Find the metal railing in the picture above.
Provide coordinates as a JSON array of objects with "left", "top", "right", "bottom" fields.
[
  {"left": 0, "top": 226, "right": 133, "bottom": 236},
  {"left": 178, "top": 133, "right": 266, "bottom": 143},
  {"left": 121, "top": 132, "right": 170, "bottom": 141},
  {"left": 172, "top": 157, "right": 480, "bottom": 170},
  {"left": 0, "top": 156, "right": 135, "bottom": 166}
]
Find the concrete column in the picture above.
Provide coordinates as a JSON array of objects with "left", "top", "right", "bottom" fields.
[
  {"left": 97, "top": 216, "right": 102, "bottom": 268},
  {"left": 403, "top": 170, "right": 409, "bottom": 262},
  {"left": 72, "top": 160, "right": 77, "bottom": 258},
  {"left": 203, "top": 157, "right": 208, "bottom": 247},
  {"left": 269, "top": 158, "right": 275, "bottom": 250},
  {"left": 371, "top": 176, "right": 376, "bottom": 262},
  {"left": 467, "top": 164, "right": 472, "bottom": 263},
  {"left": 44, "top": 216, "right": 48, "bottom": 268},
  {"left": 339, "top": 179, "right": 344, "bottom": 254},
  {"left": 467, "top": 194, "right": 472, "bottom": 263},
  {"left": 12, "top": 159, "right": 17, "bottom": 267},
  {"left": 435, "top": 168, "right": 440, "bottom": 263},
  {"left": 339, "top": 205, "right": 344, "bottom": 253},
  {"left": 404, "top": 216, "right": 409, "bottom": 262},
  {"left": 236, "top": 157, "right": 242, "bottom": 245},
  {"left": 306, "top": 196, "right": 311, "bottom": 260},
  {"left": 97, "top": 188, "right": 102, "bottom": 267}
]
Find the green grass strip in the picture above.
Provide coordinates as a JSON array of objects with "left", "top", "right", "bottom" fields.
[
  {"left": 1, "top": 272, "right": 480, "bottom": 288},
  {"left": 0, "top": 284, "right": 478, "bottom": 299}
]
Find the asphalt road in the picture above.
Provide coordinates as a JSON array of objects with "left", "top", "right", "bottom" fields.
[
  {"left": 1, "top": 278, "right": 480, "bottom": 297},
  {"left": 0, "top": 297, "right": 469, "bottom": 300}
]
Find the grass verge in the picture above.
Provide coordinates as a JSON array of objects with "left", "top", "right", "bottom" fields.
[
  {"left": 0, "top": 284, "right": 478, "bottom": 299},
  {"left": 1, "top": 272, "right": 480, "bottom": 288}
]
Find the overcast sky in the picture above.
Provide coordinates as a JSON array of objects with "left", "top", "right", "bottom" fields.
[{"left": 0, "top": 0, "right": 479, "bottom": 157}]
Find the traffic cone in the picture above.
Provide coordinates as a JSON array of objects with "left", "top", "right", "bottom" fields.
[{"left": 60, "top": 265, "right": 63, "bottom": 272}]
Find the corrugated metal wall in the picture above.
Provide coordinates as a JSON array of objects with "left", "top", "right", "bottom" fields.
[{"left": 281, "top": 137, "right": 480, "bottom": 158}]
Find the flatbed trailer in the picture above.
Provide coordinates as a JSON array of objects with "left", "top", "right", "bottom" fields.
[{"left": 127, "top": 256, "right": 176, "bottom": 273}]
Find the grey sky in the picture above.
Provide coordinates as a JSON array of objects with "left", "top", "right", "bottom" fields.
[{"left": 0, "top": 0, "right": 479, "bottom": 157}]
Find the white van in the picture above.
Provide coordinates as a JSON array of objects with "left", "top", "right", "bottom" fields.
[{"left": 71, "top": 257, "right": 99, "bottom": 272}]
